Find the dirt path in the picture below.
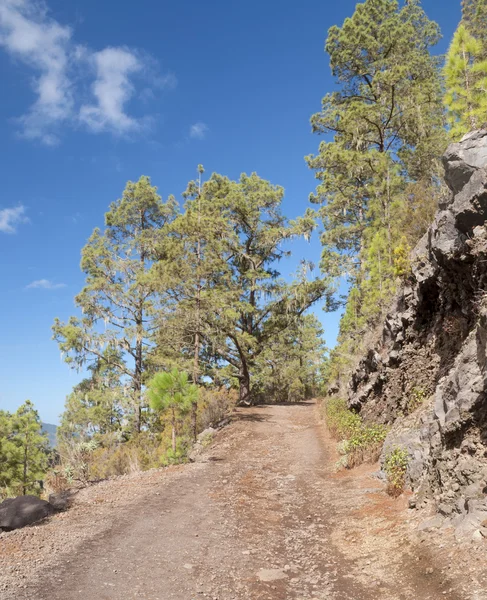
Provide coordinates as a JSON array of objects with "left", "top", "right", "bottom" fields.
[{"left": 0, "top": 403, "right": 474, "bottom": 599}]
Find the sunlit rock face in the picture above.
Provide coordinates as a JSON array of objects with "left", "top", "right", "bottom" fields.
[{"left": 348, "top": 130, "right": 487, "bottom": 538}]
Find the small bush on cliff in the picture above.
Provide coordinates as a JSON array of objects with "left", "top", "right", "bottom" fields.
[
  {"left": 324, "top": 398, "right": 361, "bottom": 440},
  {"left": 384, "top": 447, "right": 409, "bottom": 497},
  {"left": 324, "top": 398, "right": 388, "bottom": 468},
  {"left": 406, "top": 387, "right": 428, "bottom": 414},
  {"left": 346, "top": 423, "right": 388, "bottom": 468}
]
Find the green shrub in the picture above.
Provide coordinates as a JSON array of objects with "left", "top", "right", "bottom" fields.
[
  {"left": 324, "top": 397, "right": 388, "bottom": 468},
  {"left": 406, "top": 387, "right": 427, "bottom": 414},
  {"left": 324, "top": 398, "right": 361, "bottom": 440},
  {"left": 345, "top": 423, "right": 388, "bottom": 467},
  {"left": 197, "top": 387, "right": 237, "bottom": 431},
  {"left": 384, "top": 447, "right": 409, "bottom": 497}
]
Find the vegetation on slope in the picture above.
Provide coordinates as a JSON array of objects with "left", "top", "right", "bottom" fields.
[{"left": 313, "top": 0, "right": 487, "bottom": 395}]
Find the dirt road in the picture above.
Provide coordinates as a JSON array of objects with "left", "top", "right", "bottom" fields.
[{"left": 0, "top": 402, "right": 476, "bottom": 599}]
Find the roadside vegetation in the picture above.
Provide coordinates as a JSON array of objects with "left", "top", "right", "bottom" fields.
[{"left": 324, "top": 398, "right": 388, "bottom": 469}]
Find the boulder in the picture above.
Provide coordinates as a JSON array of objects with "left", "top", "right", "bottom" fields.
[{"left": 0, "top": 495, "right": 54, "bottom": 531}]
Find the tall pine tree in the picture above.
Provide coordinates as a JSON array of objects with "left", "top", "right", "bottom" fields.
[
  {"left": 307, "top": 0, "right": 445, "bottom": 286},
  {"left": 444, "top": 24, "right": 487, "bottom": 139},
  {"left": 53, "top": 176, "right": 177, "bottom": 434},
  {"left": 0, "top": 402, "right": 49, "bottom": 497}
]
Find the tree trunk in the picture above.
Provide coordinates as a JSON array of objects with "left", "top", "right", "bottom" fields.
[
  {"left": 171, "top": 408, "right": 177, "bottom": 453},
  {"left": 192, "top": 331, "right": 200, "bottom": 442},
  {"left": 23, "top": 437, "right": 28, "bottom": 496},
  {"left": 134, "top": 305, "right": 144, "bottom": 435},
  {"left": 239, "top": 363, "right": 251, "bottom": 406},
  {"left": 134, "top": 347, "right": 142, "bottom": 435},
  {"left": 192, "top": 175, "right": 202, "bottom": 441}
]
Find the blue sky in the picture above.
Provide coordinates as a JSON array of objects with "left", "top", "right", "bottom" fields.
[{"left": 0, "top": 0, "right": 461, "bottom": 423}]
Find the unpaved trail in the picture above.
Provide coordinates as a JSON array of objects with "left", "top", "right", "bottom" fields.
[{"left": 0, "top": 403, "right": 471, "bottom": 599}]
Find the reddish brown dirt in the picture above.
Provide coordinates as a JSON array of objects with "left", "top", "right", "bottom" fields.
[{"left": 0, "top": 402, "right": 476, "bottom": 599}]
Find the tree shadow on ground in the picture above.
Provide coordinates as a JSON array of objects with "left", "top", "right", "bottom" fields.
[
  {"left": 255, "top": 400, "right": 316, "bottom": 407},
  {"left": 233, "top": 411, "right": 271, "bottom": 422}
]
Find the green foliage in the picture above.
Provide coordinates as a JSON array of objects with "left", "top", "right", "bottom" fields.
[
  {"left": 384, "top": 447, "right": 409, "bottom": 497},
  {"left": 0, "top": 401, "right": 50, "bottom": 498},
  {"left": 324, "top": 398, "right": 361, "bottom": 441},
  {"left": 148, "top": 369, "right": 199, "bottom": 453},
  {"left": 345, "top": 423, "right": 388, "bottom": 468},
  {"left": 406, "top": 387, "right": 428, "bottom": 414},
  {"left": 155, "top": 171, "right": 332, "bottom": 405},
  {"left": 148, "top": 369, "right": 198, "bottom": 414},
  {"left": 393, "top": 237, "right": 412, "bottom": 279},
  {"left": 253, "top": 314, "right": 327, "bottom": 403},
  {"left": 53, "top": 176, "right": 178, "bottom": 434},
  {"left": 462, "top": 0, "right": 487, "bottom": 53},
  {"left": 309, "top": 0, "right": 447, "bottom": 394},
  {"left": 88, "top": 434, "right": 166, "bottom": 479},
  {"left": 307, "top": 0, "right": 445, "bottom": 280},
  {"left": 443, "top": 24, "right": 487, "bottom": 139},
  {"left": 324, "top": 398, "right": 388, "bottom": 468},
  {"left": 57, "top": 353, "right": 124, "bottom": 445}
]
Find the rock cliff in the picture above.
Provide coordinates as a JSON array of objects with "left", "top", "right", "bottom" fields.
[{"left": 348, "top": 130, "right": 487, "bottom": 538}]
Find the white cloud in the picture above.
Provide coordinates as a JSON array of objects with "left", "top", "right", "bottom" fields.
[
  {"left": 0, "top": 205, "right": 28, "bottom": 233},
  {"left": 189, "top": 122, "right": 209, "bottom": 140},
  {"left": 26, "top": 279, "right": 66, "bottom": 290},
  {"left": 0, "top": 0, "right": 173, "bottom": 143},
  {"left": 79, "top": 47, "right": 143, "bottom": 135},
  {"left": 0, "top": 0, "right": 73, "bottom": 144}
]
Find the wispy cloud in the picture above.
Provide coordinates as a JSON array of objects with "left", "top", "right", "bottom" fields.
[
  {"left": 0, "top": 205, "right": 28, "bottom": 233},
  {"left": 0, "top": 0, "right": 73, "bottom": 145},
  {"left": 26, "top": 279, "right": 66, "bottom": 290},
  {"left": 0, "top": 0, "right": 174, "bottom": 144},
  {"left": 189, "top": 122, "right": 209, "bottom": 140},
  {"left": 80, "top": 47, "right": 143, "bottom": 135}
]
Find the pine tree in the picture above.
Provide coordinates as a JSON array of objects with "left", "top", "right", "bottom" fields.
[
  {"left": 444, "top": 24, "right": 487, "bottom": 139},
  {"left": 58, "top": 352, "right": 125, "bottom": 444},
  {"left": 197, "top": 173, "right": 329, "bottom": 405},
  {"left": 53, "top": 177, "right": 177, "bottom": 434},
  {"left": 152, "top": 166, "right": 231, "bottom": 438},
  {"left": 0, "top": 410, "right": 14, "bottom": 496},
  {"left": 254, "top": 314, "right": 327, "bottom": 402},
  {"left": 307, "top": 0, "right": 445, "bottom": 284},
  {"left": 462, "top": 0, "right": 487, "bottom": 50},
  {"left": 148, "top": 369, "right": 198, "bottom": 453},
  {"left": 308, "top": 0, "right": 447, "bottom": 392},
  {"left": 1, "top": 402, "right": 49, "bottom": 496}
]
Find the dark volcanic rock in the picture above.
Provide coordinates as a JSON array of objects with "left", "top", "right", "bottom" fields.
[
  {"left": 0, "top": 496, "right": 54, "bottom": 531},
  {"left": 348, "top": 129, "right": 487, "bottom": 538}
]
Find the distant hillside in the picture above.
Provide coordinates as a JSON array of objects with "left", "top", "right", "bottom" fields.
[{"left": 41, "top": 423, "right": 57, "bottom": 447}]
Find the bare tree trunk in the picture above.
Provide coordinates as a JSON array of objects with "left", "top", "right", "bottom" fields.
[
  {"left": 171, "top": 407, "right": 177, "bottom": 453},
  {"left": 191, "top": 167, "right": 203, "bottom": 441},
  {"left": 239, "top": 362, "right": 251, "bottom": 406},
  {"left": 192, "top": 332, "right": 199, "bottom": 442},
  {"left": 23, "top": 437, "right": 28, "bottom": 496},
  {"left": 134, "top": 334, "right": 143, "bottom": 435}
]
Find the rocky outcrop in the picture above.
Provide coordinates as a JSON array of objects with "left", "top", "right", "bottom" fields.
[{"left": 348, "top": 130, "right": 487, "bottom": 538}]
